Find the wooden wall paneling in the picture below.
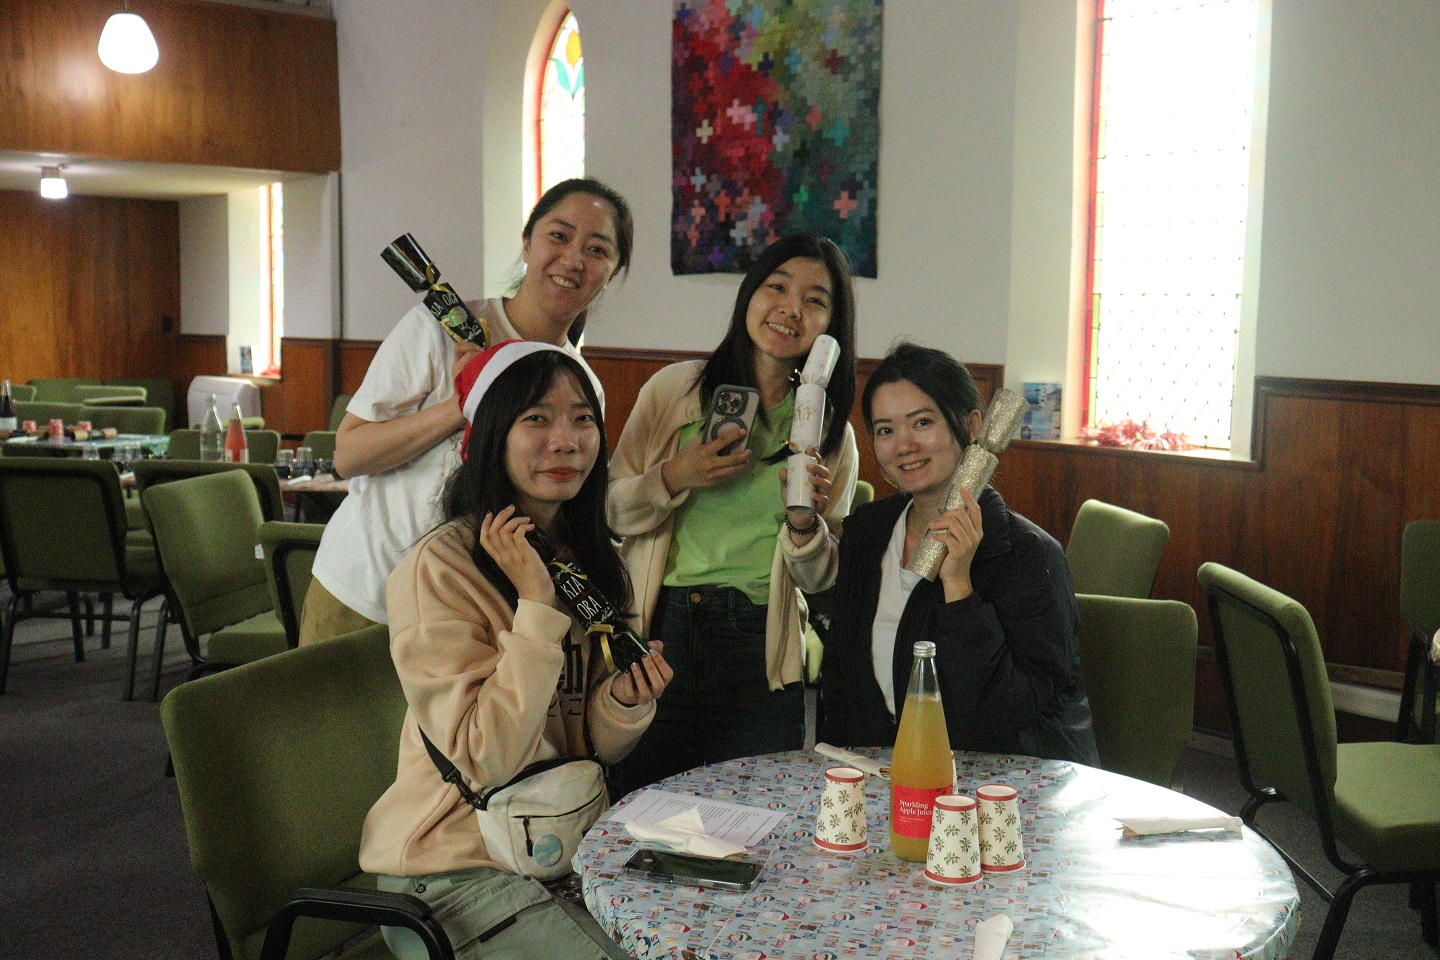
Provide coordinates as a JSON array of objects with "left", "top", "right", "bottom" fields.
[
  {"left": 0, "top": 0, "right": 340, "bottom": 172},
  {"left": 338, "top": 340, "right": 382, "bottom": 396},
  {"left": 0, "top": 188, "right": 179, "bottom": 385},
  {"left": 174, "top": 335, "right": 227, "bottom": 426},
  {"left": 257, "top": 337, "right": 332, "bottom": 439}
]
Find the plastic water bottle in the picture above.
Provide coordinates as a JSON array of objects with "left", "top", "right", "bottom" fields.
[{"left": 199, "top": 394, "right": 224, "bottom": 462}]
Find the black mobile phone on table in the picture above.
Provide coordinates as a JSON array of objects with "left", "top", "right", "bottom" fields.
[
  {"left": 623, "top": 848, "right": 761, "bottom": 892},
  {"left": 703, "top": 385, "right": 761, "bottom": 456}
]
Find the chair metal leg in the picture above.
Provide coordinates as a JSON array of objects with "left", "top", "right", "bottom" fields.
[
  {"left": 1423, "top": 878, "right": 1438, "bottom": 946},
  {"left": 83, "top": 595, "right": 95, "bottom": 636},
  {"left": 100, "top": 594, "right": 114, "bottom": 649},
  {"left": 123, "top": 599, "right": 146, "bottom": 702},
  {"left": 150, "top": 600, "right": 171, "bottom": 703},
  {"left": 1311, "top": 871, "right": 1371, "bottom": 960},
  {"left": 67, "top": 592, "right": 85, "bottom": 662},
  {"left": 0, "top": 594, "right": 19, "bottom": 695}
]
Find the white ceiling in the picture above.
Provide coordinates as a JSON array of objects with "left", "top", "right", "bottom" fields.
[{"left": 0, "top": 150, "right": 308, "bottom": 201}]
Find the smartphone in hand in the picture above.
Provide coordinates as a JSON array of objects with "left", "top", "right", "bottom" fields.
[
  {"left": 703, "top": 384, "right": 761, "bottom": 456},
  {"left": 623, "top": 848, "right": 761, "bottom": 892}
]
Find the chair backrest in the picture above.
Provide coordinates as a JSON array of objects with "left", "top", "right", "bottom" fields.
[
  {"left": 300, "top": 430, "right": 337, "bottom": 461},
  {"left": 244, "top": 429, "right": 282, "bottom": 465},
  {"left": 73, "top": 384, "right": 147, "bottom": 404},
  {"left": 162, "top": 625, "right": 404, "bottom": 960},
  {"left": 133, "top": 460, "right": 286, "bottom": 523},
  {"left": 15, "top": 400, "right": 85, "bottom": 427},
  {"left": 1075, "top": 593, "right": 1197, "bottom": 786},
  {"left": 852, "top": 478, "right": 875, "bottom": 509},
  {"left": 107, "top": 378, "right": 176, "bottom": 431},
  {"left": 327, "top": 393, "right": 353, "bottom": 431},
  {"left": 167, "top": 428, "right": 202, "bottom": 461},
  {"left": 27, "top": 377, "right": 100, "bottom": 403},
  {"left": 1197, "top": 562, "right": 1338, "bottom": 823},
  {"left": 80, "top": 405, "right": 167, "bottom": 435},
  {"left": 1066, "top": 499, "right": 1170, "bottom": 598},
  {"left": 259, "top": 522, "right": 325, "bottom": 646},
  {"left": 143, "top": 471, "right": 272, "bottom": 638},
  {"left": 9, "top": 384, "right": 36, "bottom": 403},
  {"left": 0, "top": 458, "right": 129, "bottom": 593}
]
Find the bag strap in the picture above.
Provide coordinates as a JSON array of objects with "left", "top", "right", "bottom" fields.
[{"left": 419, "top": 728, "right": 488, "bottom": 810}]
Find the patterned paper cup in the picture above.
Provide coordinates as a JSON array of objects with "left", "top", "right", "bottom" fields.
[
  {"left": 923, "top": 793, "right": 982, "bottom": 885},
  {"left": 977, "top": 783, "right": 1025, "bottom": 872},
  {"left": 815, "top": 766, "right": 868, "bottom": 852}
]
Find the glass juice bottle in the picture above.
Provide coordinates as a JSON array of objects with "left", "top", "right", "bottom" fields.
[
  {"left": 223, "top": 402, "right": 248, "bottom": 463},
  {"left": 889, "top": 640, "right": 954, "bottom": 861}
]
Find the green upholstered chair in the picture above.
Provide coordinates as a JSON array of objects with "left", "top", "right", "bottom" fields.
[
  {"left": 162, "top": 625, "right": 453, "bottom": 960},
  {"left": 73, "top": 384, "right": 147, "bottom": 405},
  {"left": 301, "top": 429, "right": 337, "bottom": 461},
  {"left": 328, "top": 393, "right": 353, "bottom": 431},
  {"left": 108, "top": 378, "right": 176, "bottom": 432},
  {"left": 1066, "top": 499, "right": 1171, "bottom": 598},
  {"left": 15, "top": 401, "right": 85, "bottom": 429},
  {"left": 1198, "top": 561, "right": 1440, "bottom": 959},
  {"left": 1397, "top": 520, "right": 1440, "bottom": 744},
  {"left": 27, "top": 377, "right": 100, "bottom": 403},
  {"left": 142, "top": 471, "right": 287, "bottom": 701},
  {"left": 132, "top": 460, "right": 285, "bottom": 524},
  {"left": 80, "top": 404, "right": 167, "bottom": 436},
  {"left": 1075, "top": 593, "right": 1197, "bottom": 787},
  {"left": 9, "top": 384, "right": 36, "bottom": 403},
  {"left": 259, "top": 522, "right": 325, "bottom": 647},
  {"left": 168, "top": 428, "right": 281, "bottom": 465},
  {"left": 803, "top": 479, "right": 875, "bottom": 685},
  {"left": 0, "top": 458, "right": 163, "bottom": 698}
]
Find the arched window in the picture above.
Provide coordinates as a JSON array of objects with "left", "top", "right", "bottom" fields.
[{"left": 537, "top": 10, "right": 585, "bottom": 199}]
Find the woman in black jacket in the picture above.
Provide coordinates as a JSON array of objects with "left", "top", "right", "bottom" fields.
[{"left": 816, "top": 344, "right": 1098, "bottom": 764}]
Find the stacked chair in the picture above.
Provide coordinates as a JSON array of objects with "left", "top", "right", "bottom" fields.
[
  {"left": 1397, "top": 519, "right": 1440, "bottom": 744},
  {"left": 0, "top": 459, "right": 163, "bottom": 698},
  {"left": 1199, "top": 561, "right": 1440, "bottom": 959},
  {"left": 141, "top": 471, "right": 287, "bottom": 700},
  {"left": 163, "top": 625, "right": 454, "bottom": 960}
]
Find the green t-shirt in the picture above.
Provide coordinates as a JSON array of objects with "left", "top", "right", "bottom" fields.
[{"left": 663, "top": 392, "right": 794, "bottom": 604}]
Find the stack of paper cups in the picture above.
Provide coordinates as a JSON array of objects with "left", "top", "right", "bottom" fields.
[
  {"left": 977, "top": 783, "right": 1025, "bottom": 873},
  {"left": 923, "top": 794, "right": 982, "bottom": 885},
  {"left": 814, "top": 766, "right": 868, "bottom": 852}
]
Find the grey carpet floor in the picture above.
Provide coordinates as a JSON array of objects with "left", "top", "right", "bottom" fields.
[{"left": 0, "top": 594, "right": 1434, "bottom": 959}]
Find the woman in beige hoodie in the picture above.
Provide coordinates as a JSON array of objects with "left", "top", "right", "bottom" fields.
[{"left": 361, "top": 341, "right": 672, "bottom": 960}]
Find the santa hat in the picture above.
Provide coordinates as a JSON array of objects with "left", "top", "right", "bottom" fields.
[{"left": 454, "top": 339, "right": 568, "bottom": 459}]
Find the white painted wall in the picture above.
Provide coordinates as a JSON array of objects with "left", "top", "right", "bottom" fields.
[
  {"left": 227, "top": 187, "right": 266, "bottom": 373},
  {"left": 333, "top": 0, "right": 494, "bottom": 341},
  {"left": 281, "top": 172, "right": 342, "bottom": 339},
  {"left": 178, "top": 194, "right": 229, "bottom": 337}
]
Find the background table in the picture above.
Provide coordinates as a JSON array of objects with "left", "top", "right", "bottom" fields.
[
  {"left": 576, "top": 749, "right": 1297, "bottom": 960},
  {"left": 1, "top": 433, "right": 169, "bottom": 458}
]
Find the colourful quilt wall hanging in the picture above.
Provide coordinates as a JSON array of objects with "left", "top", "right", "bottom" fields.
[{"left": 672, "top": 0, "right": 883, "bottom": 278}]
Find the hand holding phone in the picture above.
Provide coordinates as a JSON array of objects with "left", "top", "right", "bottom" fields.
[
  {"left": 623, "top": 848, "right": 761, "bottom": 892},
  {"left": 703, "top": 385, "right": 761, "bottom": 457}
]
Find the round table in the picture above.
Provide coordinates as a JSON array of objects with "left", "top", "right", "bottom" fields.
[{"left": 576, "top": 749, "right": 1297, "bottom": 960}]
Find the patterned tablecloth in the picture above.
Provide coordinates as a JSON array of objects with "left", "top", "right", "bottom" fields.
[{"left": 576, "top": 749, "right": 1297, "bottom": 960}]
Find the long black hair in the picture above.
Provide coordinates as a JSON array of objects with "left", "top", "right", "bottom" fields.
[
  {"left": 696, "top": 233, "right": 857, "bottom": 457},
  {"left": 861, "top": 342, "right": 982, "bottom": 448},
  {"left": 519, "top": 177, "right": 635, "bottom": 346},
  {"left": 442, "top": 351, "right": 631, "bottom": 614}
]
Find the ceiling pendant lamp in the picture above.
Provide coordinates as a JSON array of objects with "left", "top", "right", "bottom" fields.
[
  {"left": 98, "top": 10, "right": 159, "bottom": 74},
  {"left": 40, "top": 166, "right": 68, "bottom": 200}
]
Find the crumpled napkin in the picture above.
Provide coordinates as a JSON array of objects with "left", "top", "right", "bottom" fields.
[
  {"left": 973, "top": 914, "right": 1013, "bottom": 960},
  {"left": 623, "top": 808, "right": 747, "bottom": 859},
  {"left": 1115, "top": 815, "right": 1242, "bottom": 837}
]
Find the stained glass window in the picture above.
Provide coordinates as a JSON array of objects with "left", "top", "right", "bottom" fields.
[
  {"left": 539, "top": 11, "right": 585, "bottom": 196},
  {"left": 1084, "top": 0, "right": 1260, "bottom": 448}
]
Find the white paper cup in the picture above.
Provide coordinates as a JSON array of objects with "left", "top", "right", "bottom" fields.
[
  {"left": 923, "top": 793, "right": 982, "bottom": 885},
  {"left": 977, "top": 783, "right": 1024, "bottom": 873},
  {"left": 815, "top": 766, "right": 868, "bottom": 852}
]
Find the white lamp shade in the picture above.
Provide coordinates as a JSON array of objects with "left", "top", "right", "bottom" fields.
[
  {"left": 40, "top": 167, "right": 68, "bottom": 199},
  {"left": 98, "top": 13, "right": 159, "bottom": 74}
]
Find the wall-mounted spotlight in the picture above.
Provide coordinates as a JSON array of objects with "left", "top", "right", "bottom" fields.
[
  {"left": 40, "top": 166, "right": 68, "bottom": 200},
  {"left": 98, "top": 9, "right": 159, "bottom": 74}
]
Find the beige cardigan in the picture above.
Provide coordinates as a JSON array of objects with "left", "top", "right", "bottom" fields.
[
  {"left": 607, "top": 360, "right": 857, "bottom": 691},
  {"left": 359, "top": 521, "right": 654, "bottom": 877}
]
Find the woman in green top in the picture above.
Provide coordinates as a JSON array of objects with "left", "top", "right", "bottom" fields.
[{"left": 608, "top": 234, "right": 860, "bottom": 793}]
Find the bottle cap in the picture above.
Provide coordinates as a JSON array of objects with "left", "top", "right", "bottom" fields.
[{"left": 912, "top": 641, "right": 936, "bottom": 658}]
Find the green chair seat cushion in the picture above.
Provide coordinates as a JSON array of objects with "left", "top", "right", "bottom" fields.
[
  {"left": 1334, "top": 741, "right": 1440, "bottom": 871},
  {"left": 206, "top": 611, "right": 288, "bottom": 666}
]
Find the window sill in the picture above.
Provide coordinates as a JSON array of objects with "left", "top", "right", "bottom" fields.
[{"left": 1010, "top": 437, "right": 1260, "bottom": 471}]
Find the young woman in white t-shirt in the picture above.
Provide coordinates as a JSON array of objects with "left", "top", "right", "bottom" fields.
[{"left": 300, "top": 178, "right": 633, "bottom": 645}]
